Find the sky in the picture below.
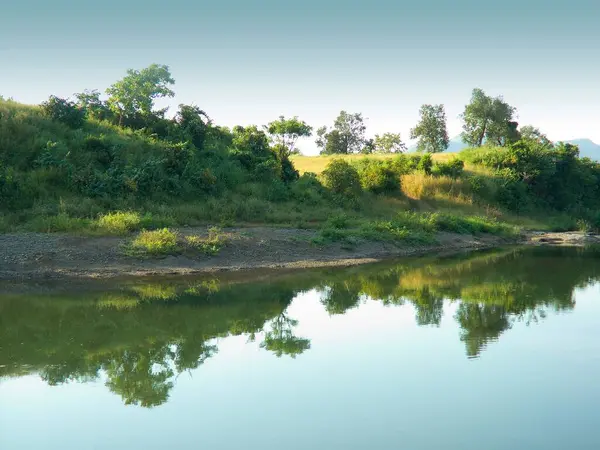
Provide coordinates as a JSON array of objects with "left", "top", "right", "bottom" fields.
[{"left": 1, "top": 0, "right": 599, "bottom": 155}]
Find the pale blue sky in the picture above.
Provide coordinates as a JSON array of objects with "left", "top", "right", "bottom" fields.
[{"left": 1, "top": 0, "right": 599, "bottom": 154}]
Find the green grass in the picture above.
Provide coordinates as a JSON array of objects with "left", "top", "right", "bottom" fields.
[
  {"left": 123, "top": 227, "right": 230, "bottom": 258},
  {"left": 311, "top": 211, "right": 517, "bottom": 248},
  {"left": 124, "top": 229, "right": 180, "bottom": 257},
  {"left": 185, "top": 227, "right": 229, "bottom": 255},
  {"left": 97, "top": 211, "right": 142, "bottom": 234}
]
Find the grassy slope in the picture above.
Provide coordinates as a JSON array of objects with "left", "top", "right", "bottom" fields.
[
  {"left": 0, "top": 99, "right": 562, "bottom": 241},
  {"left": 293, "top": 153, "right": 552, "bottom": 231}
]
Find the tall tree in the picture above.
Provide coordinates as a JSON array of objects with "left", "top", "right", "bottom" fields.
[
  {"left": 373, "top": 132, "right": 406, "bottom": 153},
  {"left": 265, "top": 115, "right": 312, "bottom": 156},
  {"left": 410, "top": 104, "right": 449, "bottom": 153},
  {"left": 315, "top": 111, "right": 367, "bottom": 154},
  {"left": 106, "top": 64, "right": 175, "bottom": 126},
  {"left": 460, "top": 88, "right": 517, "bottom": 147}
]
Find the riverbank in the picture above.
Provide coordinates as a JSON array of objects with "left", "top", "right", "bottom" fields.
[
  {"left": 1, "top": 228, "right": 597, "bottom": 281},
  {"left": 0, "top": 227, "right": 520, "bottom": 281}
]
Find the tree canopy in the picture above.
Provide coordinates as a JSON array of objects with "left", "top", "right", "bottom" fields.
[
  {"left": 265, "top": 116, "right": 312, "bottom": 156},
  {"left": 316, "top": 111, "right": 367, "bottom": 154},
  {"left": 410, "top": 104, "right": 449, "bottom": 153},
  {"left": 373, "top": 132, "right": 406, "bottom": 153},
  {"left": 106, "top": 64, "right": 175, "bottom": 125},
  {"left": 460, "top": 88, "right": 517, "bottom": 147}
]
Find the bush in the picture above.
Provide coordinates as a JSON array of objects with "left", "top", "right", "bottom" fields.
[
  {"left": 125, "top": 228, "right": 180, "bottom": 257},
  {"left": 290, "top": 172, "right": 327, "bottom": 205},
  {"left": 321, "top": 159, "right": 362, "bottom": 199},
  {"left": 96, "top": 211, "right": 141, "bottom": 234},
  {"left": 416, "top": 153, "right": 433, "bottom": 174},
  {"left": 41, "top": 96, "right": 85, "bottom": 128},
  {"left": 432, "top": 159, "right": 464, "bottom": 178},
  {"left": 354, "top": 159, "right": 400, "bottom": 194}
]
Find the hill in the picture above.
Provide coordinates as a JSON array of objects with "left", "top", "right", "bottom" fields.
[{"left": 3, "top": 97, "right": 600, "bottom": 250}]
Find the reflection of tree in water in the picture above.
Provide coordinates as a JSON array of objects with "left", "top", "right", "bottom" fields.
[
  {"left": 454, "top": 303, "right": 511, "bottom": 359},
  {"left": 260, "top": 312, "right": 310, "bottom": 358},
  {"left": 411, "top": 288, "right": 445, "bottom": 327},
  {"left": 320, "top": 280, "right": 362, "bottom": 315}
]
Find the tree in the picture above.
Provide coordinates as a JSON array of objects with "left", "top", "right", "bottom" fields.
[
  {"left": 373, "top": 132, "right": 406, "bottom": 153},
  {"left": 106, "top": 64, "right": 175, "bottom": 126},
  {"left": 519, "top": 125, "right": 553, "bottom": 148},
  {"left": 74, "top": 89, "right": 111, "bottom": 121},
  {"left": 265, "top": 116, "right": 312, "bottom": 156},
  {"left": 410, "top": 104, "right": 449, "bottom": 153},
  {"left": 175, "top": 104, "right": 211, "bottom": 150},
  {"left": 460, "top": 88, "right": 517, "bottom": 147},
  {"left": 361, "top": 138, "right": 375, "bottom": 154},
  {"left": 315, "top": 111, "right": 367, "bottom": 154}
]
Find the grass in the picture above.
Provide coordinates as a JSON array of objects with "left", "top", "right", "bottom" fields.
[
  {"left": 124, "top": 228, "right": 180, "bottom": 257},
  {"left": 311, "top": 210, "right": 517, "bottom": 248},
  {"left": 184, "top": 227, "right": 229, "bottom": 255},
  {"left": 97, "top": 211, "right": 142, "bottom": 234},
  {"left": 123, "top": 227, "right": 229, "bottom": 258},
  {"left": 291, "top": 152, "right": 451, "bottom": 175}
]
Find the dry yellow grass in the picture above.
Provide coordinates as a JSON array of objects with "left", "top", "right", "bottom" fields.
[{"left": 291, "top": 153, "right": 454, "bottom": 175}]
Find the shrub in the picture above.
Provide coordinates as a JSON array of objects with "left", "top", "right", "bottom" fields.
[
  {"left": 291, "top": 172, "right": 327, "bottom": 205},
  {"left": 321, "top": 159, "right": 362, "bottom": 199},
  {"left": 416, "top": 153, "right": 433, "bottom": 174},
  {"left": 41, "top": 96, "right": 85, "bottom": 128},
  {"left": 126, "top": 228, "right": 180, "bottom": 257},
  {"left": 96, "top": 211, "right": 141, "bottom": 234},
  {"left": 354, "top": 159, "right": 400, "bottom": 194},
  {"left": 432, "top": 159, "right": 464, "bottom": 178}
]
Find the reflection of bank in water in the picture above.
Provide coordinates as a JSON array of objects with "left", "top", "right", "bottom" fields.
[{"left": 1, "top": 245, "right": 599, "bottom": 406}]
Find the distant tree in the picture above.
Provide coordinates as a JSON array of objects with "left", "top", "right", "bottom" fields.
[
  {"left": 410, "top": 104, "right": 449, "bottom": 153},
  {"left": 460, "top": 88, "right": 517, "bottom": 147},
  {"left": 361, "top": 138, "right": 376, "bottom": 154},
  {"left": 175, "top": 104, "right": 211, "bottom": 150},
  {"left": 265, "top": 116, "right": 312, "bottom": 156},
  {"left": 519, "top": 125, "right": 553, "bottom": 148},
  {"left": 334, "top": 111, "right": 367, "bottom": 153},
  {"left": 373, "top": 132, "right": 406, "bottom": 153},
  {"left": 74, "top": 89, "right": 112, "bottom": 121},
  {"left": 106, "top": 64, "right": 175, "bottom": 126},
  {"left": 316, "top": 111, "right": 367, "bottom": 154}
]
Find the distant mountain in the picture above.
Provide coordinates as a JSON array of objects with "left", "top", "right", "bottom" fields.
[
  {"left": 407, "top": 136, "right": 600, "bottom": 161},
  {"left": 563, "top": 139, "right": 600, "bottom": 160},
  {"left": 407, "top": 135, "right": 467, "bottom": 154}
]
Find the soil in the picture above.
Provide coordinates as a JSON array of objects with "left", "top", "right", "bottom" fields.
[{"left": 0, "top": 227, "right": 596, "bottom": 282}]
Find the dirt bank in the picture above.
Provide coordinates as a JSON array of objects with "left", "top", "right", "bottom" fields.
[
  {"left": 0, "top": 227, "right": 523, "bottom": 281},
  {"left": 1, "top": 227, "right": 596, "bottom": 281}
]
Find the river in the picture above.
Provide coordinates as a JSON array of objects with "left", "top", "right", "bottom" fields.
[{"left": 1, "top": 246, "right": 599, "bottom": 449}]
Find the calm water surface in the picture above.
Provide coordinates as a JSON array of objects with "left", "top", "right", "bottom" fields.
[{"left": 1, "top": 246, "right": 600, "bottom": 450}]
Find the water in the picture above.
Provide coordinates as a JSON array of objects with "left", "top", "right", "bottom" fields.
[{"left": 1, "top": 246, "right": 600, "bottom": 450}]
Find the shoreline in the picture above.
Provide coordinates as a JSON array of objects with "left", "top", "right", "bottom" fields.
[{"left": 0, "top": 228, "right": 597, "bottom": 282}]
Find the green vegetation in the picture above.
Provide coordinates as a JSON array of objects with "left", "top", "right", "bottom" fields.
[
  {"left": 123, "top": 226, "right": 229, "bottom": 258},
  {"left": 125, "top": 229, "right": 180, "bottom": 257},
  {"left": 1, "top": 66, "right": 598, "bottom": 241}
]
